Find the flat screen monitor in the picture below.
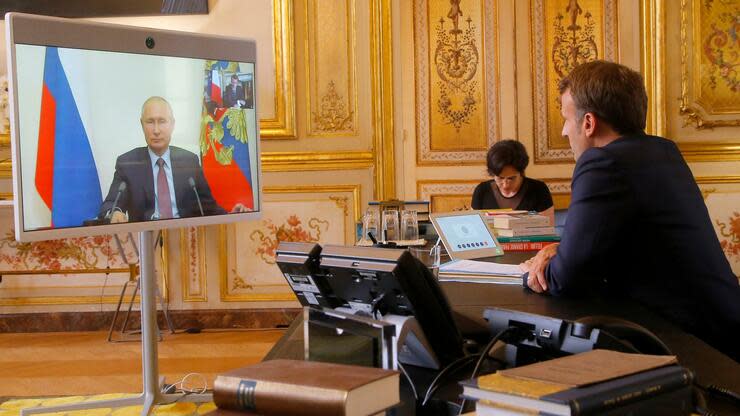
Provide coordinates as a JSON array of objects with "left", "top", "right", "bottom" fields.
[{"left": 5, "top": 13, "right": 262, "bottom": 241}]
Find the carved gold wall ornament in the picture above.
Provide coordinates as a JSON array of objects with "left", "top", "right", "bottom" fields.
[
  {"left": 414, "top": 0, "right": 500, "bottom": 165},
  {"left": 680, "top": 0, "right": 740, "bottom": 128},
  {"left": 311, "top": 81, "right": 354, "bottom": 132},
  {"left": 434, "top": 4, "right": 480, "bottom": 131},
  {"left": 532, "top": 0, "right": 618, "bottom": 163}
]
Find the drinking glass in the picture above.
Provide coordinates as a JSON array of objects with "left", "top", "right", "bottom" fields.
[
  {"left": 409, "top": 245, "right": 441, "bottom": 278},
  {"left": 362, "top": 209, "right": 380, "bottom": 242},
  {"left": 400, "top": 210, "right": 419, "bottom": 241},
  {"left": 381, "top": 209, "right": 400, "bottom": 241}
]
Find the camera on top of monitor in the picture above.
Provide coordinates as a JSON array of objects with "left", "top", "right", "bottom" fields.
[{"left": 145, "top": 36, "right": 155, "bottom": 49}]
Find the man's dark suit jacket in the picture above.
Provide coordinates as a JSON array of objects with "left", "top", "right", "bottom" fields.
[
  {"left": 544, "top": 134, "right": 740, "bottom": 360},
  {"left": 222, "top": 84, "right": 245, "bottom": 108},
  {"left": 99, "top": 146, "right": 225, "bottom": 222}
]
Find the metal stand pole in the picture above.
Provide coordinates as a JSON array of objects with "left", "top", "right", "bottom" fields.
[{"left": 22, "top": 230, "right": 212, "bottom": 416}]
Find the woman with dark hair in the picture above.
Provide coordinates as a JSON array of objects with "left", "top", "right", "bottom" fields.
[{"left": 471, "top": 140, "right": 554, "bottom": 220}]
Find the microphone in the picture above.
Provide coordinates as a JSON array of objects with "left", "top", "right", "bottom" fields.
[
  {"left": 188, "top": 177, "right": 204, "bottom": 216},
  {"left": 106, "top": 182, "right": 127, "bottom": 220}
]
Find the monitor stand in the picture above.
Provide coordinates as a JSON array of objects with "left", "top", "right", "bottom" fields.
[
  {"left": 383, "top": 314, "right": 441, "bottom": 370},
  {"left": 22, "top": 230, "right": 212, "bottom": 416}
]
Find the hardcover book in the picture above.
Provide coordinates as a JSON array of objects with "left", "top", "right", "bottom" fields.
[
  {"left": 461, "top": 350, "right": 691, "bottom": 416},
  {"left": 495, "top": 227, "right": 556, "bottom": 237},
  {"left": 475, "top": 384, "right": 693, "bottom": 415},
  {"left": 491, "top": 214, "right": 551, "bottom": 229},
  {"left": 213, "top": 359, "right": 400, "bottom": 416}
]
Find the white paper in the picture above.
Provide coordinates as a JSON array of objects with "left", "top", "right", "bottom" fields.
[{"left": 439, "top": 259, "right": 524, "bottom": 276}]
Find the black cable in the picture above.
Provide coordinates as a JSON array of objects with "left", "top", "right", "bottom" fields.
[
  {"left": 397, "top": 362, "right": 418, "bottom": 401},
  {"left": 421, "top": 354, "right": 479, "bottom": 406},
  {"left": 370, "top": 292, "right": 386, "bottom": 320},
  {"left": 458, "top": 327, "right": 526, "bottom": 415}
]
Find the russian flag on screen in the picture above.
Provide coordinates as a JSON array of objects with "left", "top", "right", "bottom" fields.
[
  {"left": 202, "top": 108, "right": 254, "bottom": 211},
  {"left": 35, "top": 47, "right": 102, "bottom": 227}
]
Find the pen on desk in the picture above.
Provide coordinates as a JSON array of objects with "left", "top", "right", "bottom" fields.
[{"left": 368, "top": 232, "right": 378, "bottom": 245}]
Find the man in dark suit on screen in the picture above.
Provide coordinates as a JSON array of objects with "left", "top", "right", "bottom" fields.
[
  {"left": 222, "top": 74, "right": 246, "bottom": 108},
  {"left": 99, "top": 96, "right": 246, "bottom": 222},
  {"left": 519, "top": 61, "right": 740, "bottom": 361}
]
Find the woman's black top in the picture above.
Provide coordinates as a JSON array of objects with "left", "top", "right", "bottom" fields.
[{"left": 470, "top": 177, "right": 553, "bottom": 211}]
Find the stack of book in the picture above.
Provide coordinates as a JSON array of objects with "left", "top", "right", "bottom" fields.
[
  {"left": 212, "top": 359, "right": 400, "bottom": 416},
  {"left": 460, "top": 349, "right": 694, "bottom": 415},
  {"left": 483, "top": 212, "right": 559, "bottom": 251}
]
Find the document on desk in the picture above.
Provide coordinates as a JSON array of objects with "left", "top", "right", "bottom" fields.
[
  {"left": 438, "top": 259, "right": 523, "bottom": 284},
  {"left": 439, "top": 259, "right": 524, "bottom": 276}
]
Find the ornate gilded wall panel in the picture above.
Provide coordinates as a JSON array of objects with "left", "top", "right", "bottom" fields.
[
  {"left": 0, "top": 210, "right": 164, "bottom": 307},
  {"left": 531, "top": 0, "right": 618, "bottom": 163},
  {"left": 305, "top": 0, "right": 358, "bottom": 136},
  {"left": 219, "top": 185, "right": 360, "bottom": 302},
  {"left": 680, "top": 0, "right": 740, "bottom": 129},
  {"left": 414, "top": 0, "right": 500, "bottom": 165},
  {"left": 180, "top": 227, "right": 207, "bottom": 302},
  {"left": 696, "top": 176, "right": 740, "bottom": 276},
  {"left": 260, "top": 0, "right": 298, "bottom": 139}
]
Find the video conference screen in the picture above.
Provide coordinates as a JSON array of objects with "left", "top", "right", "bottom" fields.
[{"left": 10, "top": 38, "right": 260, "bottom": 240}]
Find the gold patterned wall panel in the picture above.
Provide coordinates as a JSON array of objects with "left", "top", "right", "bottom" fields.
[
  {"left": 414, "top": 0, "right": 500, "bottom": 165},
  {"left": 697, "top": 176, "right": 740, "bottom": 276},
  {"left": 532, "top": 0, "right": 618, "bottom": 163},
  {"left": 0, "top": 159, "right": 10, "bottom": 179},
  {"left": 680, "top": 0, "right": 740, "bottom": 129},
  {"left": 0, "top": 209, "right": 157, "bottom": 307},
  {"left": 305, "top": 0, "right": 358, "bottom": 136},
  {"left": 219, "top": 185, "right": 360, "bottom": 302}
]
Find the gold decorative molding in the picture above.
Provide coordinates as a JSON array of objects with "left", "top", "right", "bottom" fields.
[
  {"left": 531, "top": 0, "right": 618, "bottom": 163},
  {"left": 0, "top": 192, "right": 12, "bottom": 201},
  {"left": 261, "top": 150, "right": 373, "bottom": 171},
  {"left": 641, "top": 0, "right": 666, "bottom": 136},
  {"left": 414, "top": 0, "right": 501, "bottom": 165},
  {"left": 0, "top": 295, "right": 133, "bottom": 307},
  {"left": 0, "top": 159, "right": 11, "bottom": 179},
  {"left": 695, "top": 176, "right": 740, "bottom": 185},
  {"left": 261, "top": 0, "right": 297, "bottom": 139},
  {"left": 329, "top": 196, "right": 350, "bottom": 217},
  {"left": 180, "top": 227, "right": 207, "bottom": 302},
  {"left": 311, "top": 81, "right": 354, "bottom": 132},
  {"left": 371, "top": 0, "right": 395, "bottom": 198},
  {"left": 305, "top": 0, "right": 357, "bottom": 136},
  {"left": 0, "top": 133, "right": 9, "bottom": 148},
  {"left": 679, "top": 0, "right": 740, "bottom": 129},
  {"left": 678, "top": 142, "right": 740, "bottom": 162}
]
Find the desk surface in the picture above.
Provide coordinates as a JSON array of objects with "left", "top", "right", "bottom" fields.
[{"left": 442, "top": 281, "right": 740, "bottom": 391}]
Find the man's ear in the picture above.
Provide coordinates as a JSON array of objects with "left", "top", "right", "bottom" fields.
[{"left": 582, "top": 112, "right": 597, "bottom": 138}]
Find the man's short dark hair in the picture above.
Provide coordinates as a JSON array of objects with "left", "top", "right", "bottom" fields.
[
  {"left": 486, "top": 139, "right": 529, "bottom": 177},
  {"left": 231, "top": 74, "right": 239, "bottom": 81},
  {"left": 558, "top": 60, "right": 647, "bottom": 135}
]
